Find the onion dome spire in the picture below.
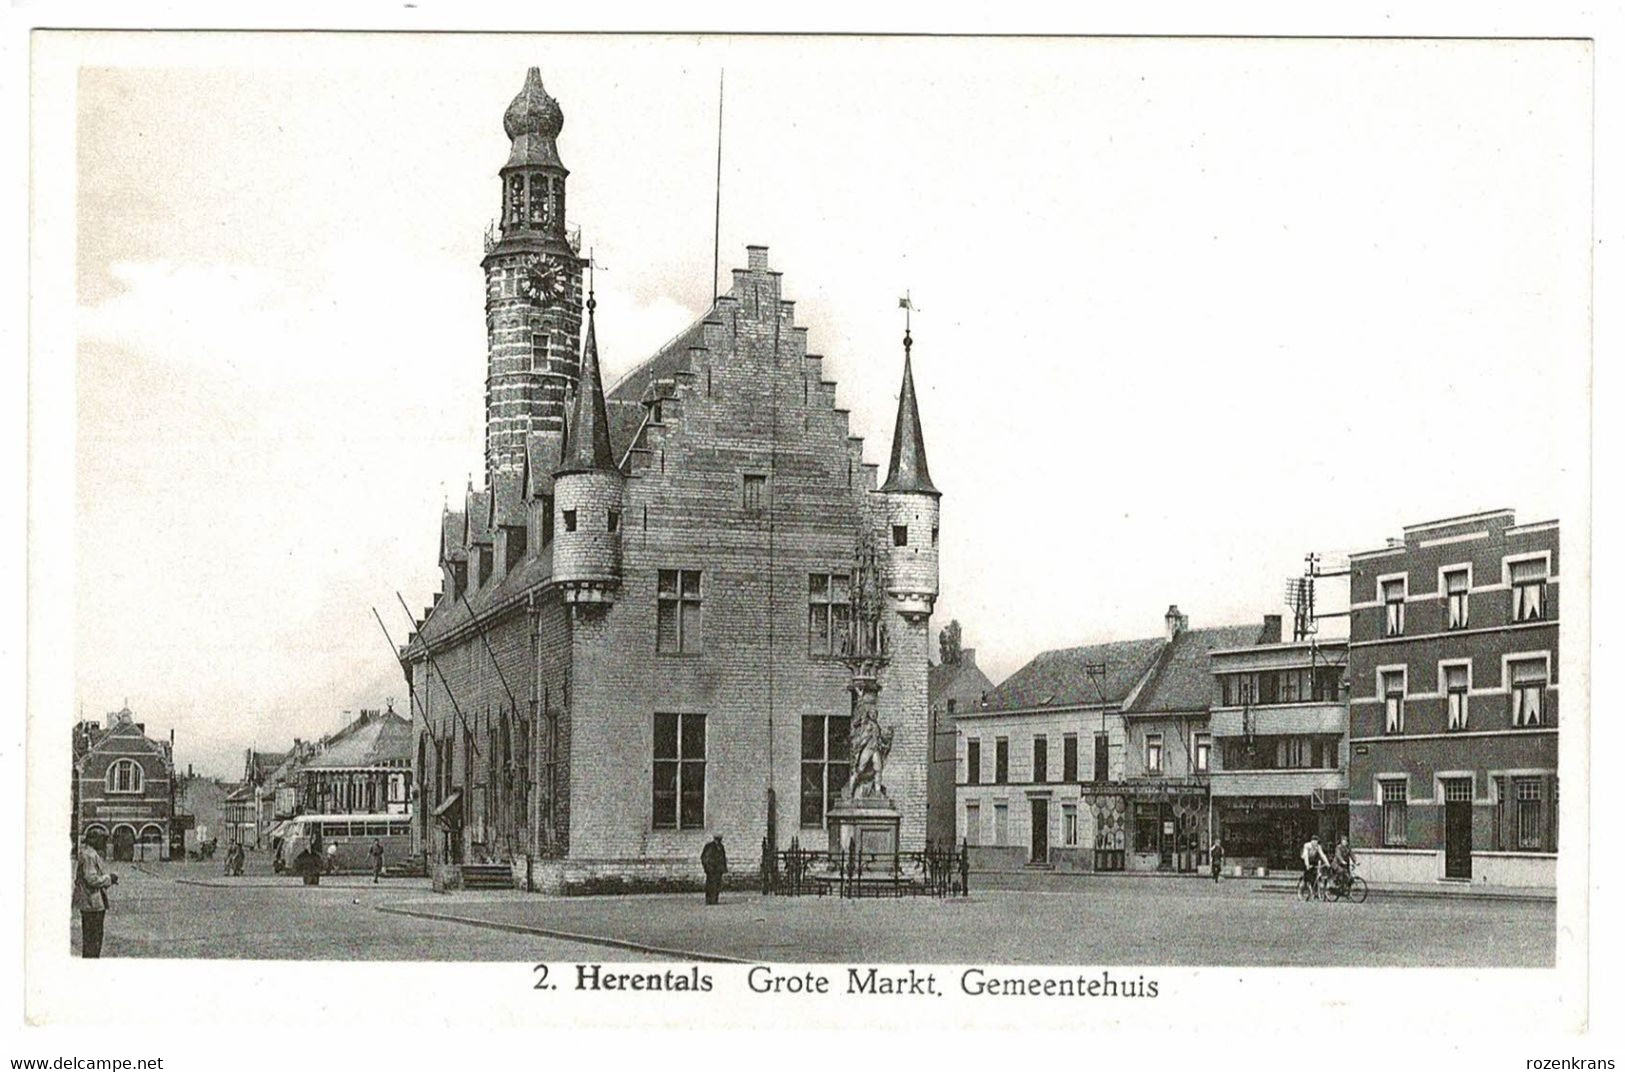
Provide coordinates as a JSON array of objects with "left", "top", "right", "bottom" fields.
[
  {"left": 556, "top": 281, "right": 615, "bottom": 475},
  {"left": 503, "top": 67, "right": 565, "bottom": 169},
  {"left": 880, "top": 326, "right": 939, "bottom": 496}
]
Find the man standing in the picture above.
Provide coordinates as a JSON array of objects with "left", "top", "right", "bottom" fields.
[
  {"left": 700, "top": 835, "right": 727, "bottom": 906},
  {"left": 1209, "top": 839, "right": 1225, "bottom": 884},
  {"left": 368, "top": 838, "right": 385, "bottom": 884},
  {"left": 1300, "top": 834, "right": 1330, "bottom": 898},
  {"left": 73, "top": 835, "right": 117, "bottom": 958}
]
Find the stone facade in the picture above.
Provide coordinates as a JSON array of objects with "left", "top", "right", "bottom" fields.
[{"left": 399, "top": 71, "right": 939, "bottom": 891}]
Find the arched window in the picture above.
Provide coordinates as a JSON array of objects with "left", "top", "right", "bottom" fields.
[{"left": 106, "top": 758, "right": 143, "bottom": 794}]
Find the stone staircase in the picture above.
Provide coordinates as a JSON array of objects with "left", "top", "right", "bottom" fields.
[{"left": 459, "top": 863, "right": 516, "bottom": 890}]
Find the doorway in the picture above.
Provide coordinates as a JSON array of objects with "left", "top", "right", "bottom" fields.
[
  {"left": 1444, "top": 778, "right": 1473, "bottom": 879},
  {"left": 1030, "top": 798, "right": 1049, "bottom": 864},
  {"left": 110, "top": 826, "right": 135, "bottom": 862}
]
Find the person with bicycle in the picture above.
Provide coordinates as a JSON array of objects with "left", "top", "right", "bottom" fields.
[
  {"left": 1300, "top": 834, "right": 1331, "bottom": 899},
  {"left": 1328, "top": 835, "right": 1356, "bottom": 896}
]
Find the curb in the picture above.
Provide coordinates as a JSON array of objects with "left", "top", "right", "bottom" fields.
[
  {"left": 374, "top": 903, "right": 746, "bottom": 963},
  {"left": 1254, "top": 882, "right": 1554, "bottom": 905}
]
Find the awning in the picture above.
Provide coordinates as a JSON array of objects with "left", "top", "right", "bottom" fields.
[{"left": 431, "top": 790, "right": 463, "bottom": 828}]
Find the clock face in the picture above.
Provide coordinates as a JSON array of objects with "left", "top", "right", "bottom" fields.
[{"left": 520, "top": 256, "right": 566, "bottom": 301}]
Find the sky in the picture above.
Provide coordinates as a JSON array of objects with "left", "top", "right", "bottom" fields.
[{"left": 56, "top": 33, "right": 1590, "bottom": 779}]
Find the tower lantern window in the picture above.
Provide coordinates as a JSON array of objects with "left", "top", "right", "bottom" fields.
[{"left": 508, "top": 175, "right": 524, "bottom": 225}]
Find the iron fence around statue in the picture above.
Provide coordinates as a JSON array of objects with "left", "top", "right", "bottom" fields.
[{"left": 762, "top": 839, "right": 969, "bottom": 898}]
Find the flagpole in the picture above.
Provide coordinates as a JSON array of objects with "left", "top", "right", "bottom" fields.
[{"left": 712, "top": 69, "right": 724, "bottom": 309}]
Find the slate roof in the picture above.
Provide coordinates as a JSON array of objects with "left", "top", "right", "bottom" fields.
[
  {"left": 304, "top": 709, "right": 414, "bottom": 770},
  {"left": 413, "top": 542, "right": 555, "bottom": 646},
  {"left": 558, "top": 300, "right": 618, "bottom": 474},
  {"left": 464, "top": 489, "right": 493, "bottom": 545},
  {"left": 979, "top": 637, "right": 1167, "bottom": 712},
  {"left": 606, "top": 315, "right": 709, "bottom": 407},
  {"left": 880, "top": 347, "right": 938, "bottom": 495},
  {"left": 439, "top": 510, "right": 467, "bottom": 565},
  {"left": 489, "top": 470, "right": 526, "bottom": 528},
  {"left": 1126, "top": 623, "right": 1270, "bottom": 714}
]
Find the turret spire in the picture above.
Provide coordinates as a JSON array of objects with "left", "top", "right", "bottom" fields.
[
  {"left": 556, "top": 283, "right": 615, "bottom": 475},
  {"left": 880, "top": 323, "right": 939, "bottom": 496}
]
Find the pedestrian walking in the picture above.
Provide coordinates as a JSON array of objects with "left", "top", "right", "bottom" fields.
[
  {"left": 700, "top": 835, "right": 727, "bottom": 905},
  {"left": 326, "top": 840, "right": 340, "bottom": 875},
  {"left": 1209, "top": 839, "right": 1225, "bottom": 884},
  {"left": 73, "top": 836, "right": 117, "bottom": 958},
  {"left": 368, "top": 838, "right": 385, "bottom": 884}
]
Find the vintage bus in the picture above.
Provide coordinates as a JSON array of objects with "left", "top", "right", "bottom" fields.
[{"left": 273, "top": 813, "right": 414, "bottom": 875}]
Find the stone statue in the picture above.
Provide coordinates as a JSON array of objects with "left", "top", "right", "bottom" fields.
[{"left": 845, "top": 687, "right": 895, "bottom": 799}]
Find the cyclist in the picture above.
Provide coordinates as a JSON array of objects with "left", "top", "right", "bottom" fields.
[
  {"left": 1328, "top": 835, "right": 1356, "bottom": 895},
  {"left": 1300, "top": 834, "right": 1331, "bottom": 899}
]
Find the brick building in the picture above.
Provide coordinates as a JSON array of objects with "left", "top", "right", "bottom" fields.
[
  {"left": 1208, "top": 638, "right": 1349, "bottom": 871},
  {"left": 1346, "top": 510, "right": 1559, "bottom": 889},
  {"left": 954, "top": 608, "right": 1276, "bottom": 873},
  {"left": 398, "top": 69, "right": 940, "bottom": 892},
  {"left": 73, "top": 706, "right": 175, "bottom": 861},
  {"left": 927, "top": 645, "right": 993, "bottom": 847}
]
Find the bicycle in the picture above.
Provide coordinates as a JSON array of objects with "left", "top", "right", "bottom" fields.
[
  {"left": 1297, "top": 865, "right": 1328, "bottom": 902},
  {"left": 1323, "top": 861, "right": 1368, "bottom": 904}
]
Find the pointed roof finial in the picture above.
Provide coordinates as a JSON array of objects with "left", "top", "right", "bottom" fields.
[
  {"left": 556, "top": 281, "right": 616, "bottom": 475},
  {"left": 881, "top": 300, "right": 939, "bottom": 497}
]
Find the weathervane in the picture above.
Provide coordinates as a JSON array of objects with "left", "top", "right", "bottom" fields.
[{"left": 898, "top": 291, "right": 918, "bottom": 350}]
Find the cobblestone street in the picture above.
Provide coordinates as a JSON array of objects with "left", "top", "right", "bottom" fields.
[{"left": 72, "top": 860, "right": 1554, "bottom": 967}]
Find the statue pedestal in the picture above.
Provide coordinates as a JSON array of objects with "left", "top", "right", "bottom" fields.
[{"left": 827, "top": 796, "right": 901, "bottom": 859}]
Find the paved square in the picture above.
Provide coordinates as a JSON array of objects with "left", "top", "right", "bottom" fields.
[{"left": 75, "top": 861, "right": 1554, "bottom": 967}]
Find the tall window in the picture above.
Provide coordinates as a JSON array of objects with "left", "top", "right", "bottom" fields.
[
  {"left": 653, "top": 712, "right": 706, "bottom": 830},
  {"left": 1445, "top": 663, "right": 1470, "bottom": 730},
  {"left": 1093, "top": 733, "right": 1109, "bottom": 783},
  {"left": 1193, "top": 732, "right": 1212, "bottom": 773},
  {"left": 1444, "top": 568, "right": 1470, "bottom": 629},
  {"left": 1061, "top": 804, "right": 1078, "bottom": 847},
  {"left": 1145, "top": 733, "right": 1163, "bottom": 774},
  {"left": 1382, "top": 578, "right": 1406, "bottom": 636},
  {"left": 1313, "top": 665, "right": 1343, "bottom": 702},
  {"left": 1514, "top": 777, "right": 1544, "bottom": 849},
  {"left": 995, "top": 738, "right": 1009, "bottom": 784},
  {"left": 1062, "top": 734, "right": 1079, "bottom": 782},
  {"left": 106, "top": 758, "right": 143, "bottom": 794},
  {"left": 1510, "top": 559, "right": 1548, "bottom": 622},
  {"left": 966, "top": 738, "right": 981, "bottom": 785},
  {"left": 742, "top": 474, "right": 767, "bottom": 513},
  {"left": 1511, "top": 658, "right": 1547, "bottom": 726},
  {"left": 657, "top": 570, "right": 703, "bottom": 653},
  {"left": 964, "top": 802, "right": 980, "bottom": 846},
  {"left": 1381, "top": 779, "right": 1408, "bottom": 846},
  {"left": 799, "top": 715, "right": 850, "bottom": 826},
  {"left": 1382, "top": 670, "right": 1406, "bottom": 733},
  {"left": 993, "top": 803, "right": 1009, "bottom": 846},
  {"left": 807, "top": 573, "right": 852, "bottom": 657},
  {"left": 1032, "top": 736, "right": 1048, "bottom": 783}
]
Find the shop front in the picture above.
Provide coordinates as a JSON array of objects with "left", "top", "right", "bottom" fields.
[{"left": 1213, "top": 794, "right": 1346, "bottom": 872}]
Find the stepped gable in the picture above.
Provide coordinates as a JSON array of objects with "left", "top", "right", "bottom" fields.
[
  {"left": 1126, "top": 623, "right": 1269, "bottom": 714},
  {"left": 982, "top": 637, "right": 1167, "bottom": 712}
]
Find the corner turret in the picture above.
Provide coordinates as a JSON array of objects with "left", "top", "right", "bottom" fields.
[
  {"left": 879, "top": 325, "right": 940, "bottom": 622},
  {"left": 551, "top": 286, "right": 623, "bottom": 605}
]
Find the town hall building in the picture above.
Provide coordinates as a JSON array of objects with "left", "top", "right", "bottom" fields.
[{"left": 399, "top": 69, "right": 941, "bottom": 892}]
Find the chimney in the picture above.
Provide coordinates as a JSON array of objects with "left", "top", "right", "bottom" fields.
[
  {"left": 1164, "top": 604, "right": 1188, "bottom": 639},
  {"left": 1261, "top": 614, "right": 1283, "bottom": 644},
  {"left": 961, "top": 648, "right": 977, "bottom": 669}
]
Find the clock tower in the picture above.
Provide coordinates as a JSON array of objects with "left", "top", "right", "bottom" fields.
[{"left": 482, "top": 67, "right": 585, "bottom": 481}]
